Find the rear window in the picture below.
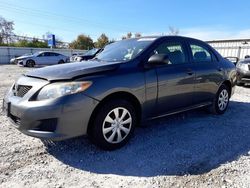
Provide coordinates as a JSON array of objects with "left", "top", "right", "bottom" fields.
[{"left": 190, "top": 44, "right": 212, "bottom": 62}]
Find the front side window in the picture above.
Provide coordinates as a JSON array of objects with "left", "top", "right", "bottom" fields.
[
  {"left": 37, "top": 53, "right": 44, "bottom": 57},
  {"left": 190, "top": 44, "right": 212, "bottom": 62},
  {"left": 152, "top": 42, "right": 187, "bottom": 64}
]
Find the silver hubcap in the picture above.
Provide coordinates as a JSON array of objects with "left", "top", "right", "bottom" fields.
[
  {"left": 218, "top": 89, "right": 229, "bottom": 111},
  {"left": 102, "top": 107, "right": 132, "bottom": 144}
]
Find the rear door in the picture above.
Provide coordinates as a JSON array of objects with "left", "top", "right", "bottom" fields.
[
  {"left": 149, "top": 39, "right": 196, "bottom": 115},
  {"left": 187, "top": 41, "right": 224, "bottom": 104}
]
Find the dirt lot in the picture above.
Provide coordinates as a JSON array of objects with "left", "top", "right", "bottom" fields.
[{"left": 0, "top": 65, "right": 250, "bottom": 188}]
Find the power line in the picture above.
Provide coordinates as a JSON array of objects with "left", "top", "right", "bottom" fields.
[
  {"left": 0, "top": 1, "right": 136, "bottom": 33},
  {"left": 1, "top": 33, "right": 69, "bottom": 44},
  {"left": 0, "top": 8, "right": 103, "bottom": 40}
]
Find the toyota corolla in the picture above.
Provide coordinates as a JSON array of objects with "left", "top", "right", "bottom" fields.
[{"left": 3, "top": 36, "right": 236, "bottom": 150}]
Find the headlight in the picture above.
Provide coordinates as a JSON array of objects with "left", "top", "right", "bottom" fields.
[
  {"left": 36, "top": 81, "right": 92, "bottom": 101},
  {"left": 236, "top": 62, "right": 248, "bottom": 71}
]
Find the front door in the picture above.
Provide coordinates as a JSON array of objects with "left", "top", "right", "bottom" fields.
[
  {"left": 148, "top": 40, "right": 195, "bottom": 115},
  {"left": 36, "top": 52, "right": 51, "bottom": 65}
]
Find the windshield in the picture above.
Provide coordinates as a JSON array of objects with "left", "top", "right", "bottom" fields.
[
  {"left": 23, "top": 53, "right": 33, "bottom": 56},
  {"left": 33, "top": 51, "right": 42, "bottom": 56},
  {"left": 84, "top": 48, "right": 99, "bottom": 56},
  {"left": 96, "top": 38, "right": 155, "bottom": 62}
]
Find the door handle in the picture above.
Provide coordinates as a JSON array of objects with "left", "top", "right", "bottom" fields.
[
  {"left": 217, "top": 67, "right": 223, "bottom": 72},
  {"left": 186, "top": 68, "right": 194, "bottom": 75}
]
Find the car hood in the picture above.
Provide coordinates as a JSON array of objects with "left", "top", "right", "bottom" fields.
[
  {"left": 24, "top": 60, "right": 121, "bottom": 81},
  {"left": 16, "top": 55, "right": 34, "bottom": 60}
]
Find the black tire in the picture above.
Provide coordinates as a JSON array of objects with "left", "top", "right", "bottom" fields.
[
  {"left": 58, "top": 60, "right": 65, "bottom": 64},
  {"left": 89, "top": 99, "right": 137, "bottom": 150},
  {"left": 209, "top": 84, "right": 230, "bottom": 115},
  {"left": 236, "top": 81, "right": 244, "bottom": 86},
  {"left": 26, "top": 60, "right": 35, "bottom": 67}
]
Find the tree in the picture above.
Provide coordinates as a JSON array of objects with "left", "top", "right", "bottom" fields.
[
  {"left": 168, "top": 26, "right": 179, "bottom": 35},
  {"left": 95, "top": 33, "right": 109, "bottom": 48},
  {"left": 69, "top": 34, "right": 94, "bottom": 49},
  {"left": 14, "top": 38, "right": 48, "bottom": 48},
  {"left": 127, "top": 32, "right": 132, "bottom": 39},
  {"left": 135, "top": 33, "right": 142, "bottom": 38},
  {"left": 108, "top": 39, "right": 116, "bottom": 44},
  {"left": 0, "top": 16, "right": 14, "bottom": 44},
  {"left": 122, "top": 32, "right": 142, "bottom": 39}
]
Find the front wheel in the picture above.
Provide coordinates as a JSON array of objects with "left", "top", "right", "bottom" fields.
[
  {"left": 209, "top": 84, "right": 230, "bottom": 114},
  {"left": 26, "top": 60, "right": 35, "bottom": 67},
  {"left": 89, "top": 99, "right": 136, "bottom": 150}
]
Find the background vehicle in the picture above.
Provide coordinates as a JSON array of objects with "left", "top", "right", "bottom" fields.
[
  {"left": 10, "top": 53, "right": 33, "bottom": 64},
  {"left": 17, "top": 51, "right": 69, "bottom": 67},
  {"left": 4, "top": 36, "right": 236, "bottom": 150},
  {"left": 70, "top": 52, "right": 85, "bottom": 62},
  {"left": 236, "top": 57, "right": 250, "bottom": 86},
  {"left": 224, "top": 56, "right": 239, "bottom": 65},
  {"left": 75, "top": 48, "right": 101, "bottom": 62}
]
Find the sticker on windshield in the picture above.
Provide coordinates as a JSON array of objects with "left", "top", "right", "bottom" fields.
[{"left": 137, "top": 38, "right": 156, "bottom": 41}]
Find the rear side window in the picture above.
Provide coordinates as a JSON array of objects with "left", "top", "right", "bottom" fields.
[
  {"left": 153, "top": 42, "right": 187, "bottom": 64},
  {"left": 53, "top": 53, "right": 60, "bottom": 56},
  {"left": 44, "top": 52, "right": 50, "bottom": 57},
  {"left": 190, "top": 44, "right": 212, "bottom": 63}
]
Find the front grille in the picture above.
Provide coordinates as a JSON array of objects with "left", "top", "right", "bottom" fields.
[{"left": 13, "top": 85, "right": 32, "bottom": 97}]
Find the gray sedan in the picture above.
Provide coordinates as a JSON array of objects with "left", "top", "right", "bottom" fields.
[{"left": 3, "top": 36, "right": 236, "bottom": 150}]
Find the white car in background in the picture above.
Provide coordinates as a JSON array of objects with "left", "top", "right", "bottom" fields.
[
  {"left": 17, "top": 51, "right": 69, "bottom": 67},
  {"left": 10, "top": 53, "right": 33, "bottom": 64},
  {"left": 70, "top": 52, "right": 85, "bottom": 62}
]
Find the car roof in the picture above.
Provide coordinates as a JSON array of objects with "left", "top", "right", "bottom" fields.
[
  {"left": 126, "top": 35, "right": 206, "bottom": 43},
  {"left": 38, "top": 51, "right": 62, "bottom": 54}
]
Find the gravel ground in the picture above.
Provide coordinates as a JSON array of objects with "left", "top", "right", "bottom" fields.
[{"left": 0, "top": 65, "right": 250, "bottom": 188}]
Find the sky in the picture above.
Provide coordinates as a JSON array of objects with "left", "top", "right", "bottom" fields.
[{"left": 1, "top": 0, "right": 250, "bottom": 43}]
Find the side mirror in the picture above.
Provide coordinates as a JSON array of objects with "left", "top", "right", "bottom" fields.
[{"left": 147, "top": 54, "right": 170, "bottom": 66}]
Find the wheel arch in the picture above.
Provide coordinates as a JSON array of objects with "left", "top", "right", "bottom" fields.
[
  {"left": 25, "top": 59, "right": 35, "bottom": 66},
  {"left": 87, "top": 91, "right": 142, "bottom": 134},
  {"left": 220, "top": 80, "right": 232, "bottom": 97}
]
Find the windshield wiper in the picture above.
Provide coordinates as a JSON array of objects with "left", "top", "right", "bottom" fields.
[{"left": 91, "top": 57, "right": 102, "bottom": 62}]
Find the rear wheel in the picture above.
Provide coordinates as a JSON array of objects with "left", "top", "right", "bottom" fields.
[
  {"left": 89, "top": 99, "right": 136, "bottom": 150},
  {"left": 209, "top": 84, "right": 230, "bottom": 114},
  {"left": 26, "top": 60, "right": 35, "bottom": 67},
  {"left": 58, "top": 60, "right": 65, "bottom": 64}
]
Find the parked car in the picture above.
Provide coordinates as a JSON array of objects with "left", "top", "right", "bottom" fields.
[
  {"left": 75, "top": 48, "right": 101, "bottom": 62},
  {"left": 70, "top": 52, "right": 85, "bottom": 62},
  {"left": 224, "top": 56, "right": 239, "bottom": 65},
  {"left": 10, "top": 53, "right": 33, "bottom": 64},
  {"left": 236, "top": 57, "right": 250, "bottom": 86},
  {"left": 3, "top": 36, "right": 236, "bottom": 150},
  {"left": 16, "top": 51, "right": 69, "bottom": 67}
]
